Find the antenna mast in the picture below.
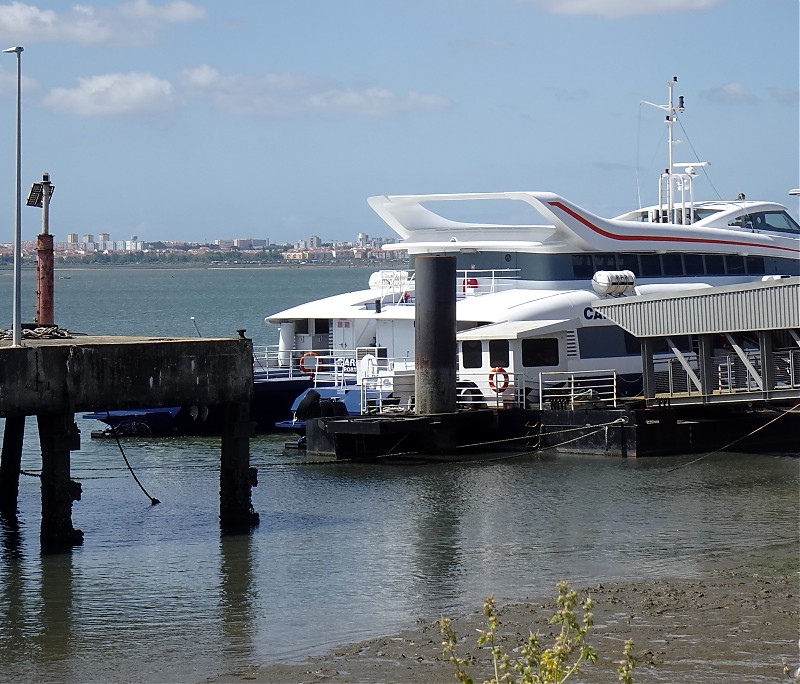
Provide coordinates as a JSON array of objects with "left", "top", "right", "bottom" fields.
[{"left": 642, "top": 76, "right": 686, "bottom": 222}]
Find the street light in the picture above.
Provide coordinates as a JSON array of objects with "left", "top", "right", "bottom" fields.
[{"left": 3, "top": 46, "right": 23, "bottom": 346}]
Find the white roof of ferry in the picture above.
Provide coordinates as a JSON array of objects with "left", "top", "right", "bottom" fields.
[{"left": 457, "top": 318, "right": 569, "bottom": 341}]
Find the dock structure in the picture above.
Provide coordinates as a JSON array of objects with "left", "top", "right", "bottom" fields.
[
  {"left": 0, "top": 335, "right": 258, "bottom": 551},
  {"left": 592, "top": 277, "right": 800, "bottom": 407},
  {"left": 585, "top": 277, "right": 800, "bottom": 454}
]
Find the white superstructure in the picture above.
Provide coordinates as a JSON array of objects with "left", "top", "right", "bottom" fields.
[{"left": 266, "top": 78, "right": 800, "bottom": 412}]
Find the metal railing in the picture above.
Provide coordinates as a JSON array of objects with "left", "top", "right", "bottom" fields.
[
  {"left": 357, "top": 369, "right": 528, "bottom": 415},
  {"left": 716, "top": 348, "right": 800, "bottom": 393},
  {"left": 538, "top": 370, "right": 618, "bottom": 410},
  {"left": 367, "top": 267, "right": 522, "bottom": 308},
  {"left": 456, "top": 268, "right": 520, "bottom": 298},
  {"left": 252, "top": 346, "right": 361, "bottom": 384},
  {"left": 651, "top": 347, "right": 800, "bottom": 398}
]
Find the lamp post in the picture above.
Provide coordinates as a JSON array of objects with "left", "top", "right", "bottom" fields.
[{"left": 4, "top": 46, "right": 23, "bottom": 346}]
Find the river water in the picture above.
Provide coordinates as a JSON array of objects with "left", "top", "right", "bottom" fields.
[{"left": 0, "top": 266, "right": 798, "bottom": 683}]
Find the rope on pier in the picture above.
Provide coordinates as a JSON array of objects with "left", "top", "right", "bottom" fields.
[{"left": 0, "top": 326, "right": 73, "bottom": 340}]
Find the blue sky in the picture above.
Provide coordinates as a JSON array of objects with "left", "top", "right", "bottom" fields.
[{"left": 0, "top": 0, "right": 796, "bottom": 245}]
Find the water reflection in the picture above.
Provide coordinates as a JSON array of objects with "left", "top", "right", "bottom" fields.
[
  {"left": 408, "top": 466, "right": 467, "bottom": 608},
  {"left": 37, "top": 551, "right": 75, "bottom": 679},
  {"left": 0, "top": 514, "right": 26, "bottom": 661},
  {"left": 0, "top": 448, "right": 796, "bottom": 683},
  {"left": 219, "top": 532, "right": 257, "bottom": 664}
]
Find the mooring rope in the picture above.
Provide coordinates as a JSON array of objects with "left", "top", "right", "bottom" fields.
[
  {"left": 667, "top": 404, "right": 800, "bottom": 473},
  {"left": 0, "top": 326, "right": 73, "bottom": 340},
  {"left": 107, "top": 412, "right": 160, "bottom": 505}
]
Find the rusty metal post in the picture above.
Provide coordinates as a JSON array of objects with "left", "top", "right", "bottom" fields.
[
  {"left": 414, "top": 254, "right": 457, "bottom": 415},
  {"left": 0, "top": 416, "right": 25, "bottom": 516},
  {"left": 37, "top": 412, "right": 83, "bottom": 552},
  {"left": 35, "top": 172, "right": 54, "bottom": 326},
  {"left": 220, "top": 402, "right": 259, "bottom": 533}
]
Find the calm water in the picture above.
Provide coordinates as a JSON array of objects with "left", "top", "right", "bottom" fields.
[{"left": 0, "top": 267, "right": 798, "bottom": 683}]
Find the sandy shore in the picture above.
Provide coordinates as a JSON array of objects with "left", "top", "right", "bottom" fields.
[{"left": 206, "top": 552, "right": 799, "bottom": 683}]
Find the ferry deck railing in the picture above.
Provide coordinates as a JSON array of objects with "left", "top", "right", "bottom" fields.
[
  {"left": 252, "top": 346, "right": 361, "bottom": 384},
  {"left": 358, "top": 369, "right": 528, "bottom": 415},
  {"left": 538, "top": 370, "right": 619, "bottom": 410},
  {"left": 369, "top": 268, "right": 522, "bottom": 308}
]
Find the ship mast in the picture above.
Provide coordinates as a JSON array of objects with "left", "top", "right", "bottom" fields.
[{"left": 642, "top": 76, "right": 686, "bottom": 222}]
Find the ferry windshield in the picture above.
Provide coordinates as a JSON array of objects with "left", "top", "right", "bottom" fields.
[{"left": 729, "top": 211, "right": 800, "bottom": 234}]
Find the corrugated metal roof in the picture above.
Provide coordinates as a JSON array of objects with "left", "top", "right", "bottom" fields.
[{"left": 591, "top": 277, "right": 800, "bottom": 337}]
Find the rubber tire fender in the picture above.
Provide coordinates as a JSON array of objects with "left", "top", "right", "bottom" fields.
[{"left": 295, "top": 389, "right": 321, "bottom": 421}]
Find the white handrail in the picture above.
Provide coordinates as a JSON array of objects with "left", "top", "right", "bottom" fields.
[{"left": 538, "top": 370, "right": 618, "bottom": 410}]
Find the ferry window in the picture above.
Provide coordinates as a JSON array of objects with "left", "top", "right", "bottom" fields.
[
  {"left": 489, "top": 339, "right": 510, "bottom": 368},
  {"left": 618, "top": 254, "right": 639, "bottom": 273},
  {"left": 572, "top": 255, "right": 593, "bottom": 278},
  {"left": 593, "top": 254, "right": 616, "bottom": 271},
  {"left": 461, "top": 340, "right": 483, "bottom": 369},
  {"left": 517, "top": 253, "right": 575, "bottom": 281},
  {"left": 704, "top": 254, "right": 725, "bottom": 275},
  {"left": 577, "top": 327, "right": 639, "bottom": 358},
  {"left": 521, "top": 338, "right": 559, "bottom": 367},
  {"left": 761, "top": 211, "right": 800, "bottom": 234},
  {"left": 745, "top": 256, "right": 765, "bottom": 274},
  {"left": 684, "top": 254, "right": 704, "bottom": 276},
  {"left": 639, "top": 254, "right": 662, "bottom": 277},
  {"left": 295, "top": 319, "right": 309, "bottom": 334},
  {"left": 314, "top": 319, "right": 330, "bottom": 335},
  {"left": 662, "top": 253, "right": 683, "bottom": 276},
  {"left": 725, "top": 255, "right": 745, "bottom": 275},
  {"left": 623, "top": 330, "right": 641, "bottom": 355}
]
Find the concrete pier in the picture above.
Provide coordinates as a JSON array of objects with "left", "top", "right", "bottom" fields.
[
  {"left": 0, "top": 335, "right": 256, "bottom": 550},
  {"left": 220, "top": 401, "right": 259, "bottom": 532},
  {"left": 37, "top": 412, "right": 83, "bottom": 551}
]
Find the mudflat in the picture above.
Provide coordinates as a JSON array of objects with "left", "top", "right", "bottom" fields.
[{"left": 207, "top": 546, "right": 799, "bottom": 683}]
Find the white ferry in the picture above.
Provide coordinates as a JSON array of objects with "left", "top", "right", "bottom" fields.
[{"left": 265, "top": 78, "right": 800, "bottom": 423}]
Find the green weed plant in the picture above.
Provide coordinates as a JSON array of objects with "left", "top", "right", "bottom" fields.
[{"left": 440, "top": 581, "right": 635, "bottom": 684}]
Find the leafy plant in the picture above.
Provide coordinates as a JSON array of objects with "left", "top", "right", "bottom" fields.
[{"left": 440, "top": 581, "right": 635, "bottom": 684}]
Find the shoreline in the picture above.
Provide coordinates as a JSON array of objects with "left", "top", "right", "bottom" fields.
[
  {"left": 204, "top": 549, "right": 799, "bottom": 684},
  {"left": 0, "top": 261, "right": 402, "bottom": 271}
]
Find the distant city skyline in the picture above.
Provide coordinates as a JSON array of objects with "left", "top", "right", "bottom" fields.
[{"left": 0, "top": 0, "right": 795, "bottom": 246}]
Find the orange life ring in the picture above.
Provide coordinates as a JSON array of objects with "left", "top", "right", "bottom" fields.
[
  {"left": 299, "top": 351, "right": 318, "bottom": 376},
  {"left": 488, "top": 367, "right": 509, "bottom": 393},
  {"left": 461, "top": 277, "right": 478, "bottom": 293}
]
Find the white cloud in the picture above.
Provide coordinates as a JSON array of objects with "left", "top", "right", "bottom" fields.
[
  {"left": 515, "top": 0, "right": 722, "bottom": 19},
  {"left": 43, "top": 72, "right": 178, "bottom": 117},
  {"left": 308, "top": 88, "right": 450, "bottom": 117},
  {"left": 701, "top": 81, "right": 757, "bottom": 104},
  {"left": 768, "top": 86, "right": 799, "bottom": 105},
  {"left": 178, "top": 65, "right": 451, "bottom": 118},
  {"left": 120, "top": 0, "right": 205, "bottom": 22},
  {"left": 0, "top": 1, "right": 205, "bottom": 46}
]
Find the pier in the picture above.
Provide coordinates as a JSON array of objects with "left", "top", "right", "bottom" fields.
[
  {"left": 554, "top": 276, "right": 800, "bottom": 455},
  {"left": 0, "top": 334, "right": 258, "bottom": 551}
]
